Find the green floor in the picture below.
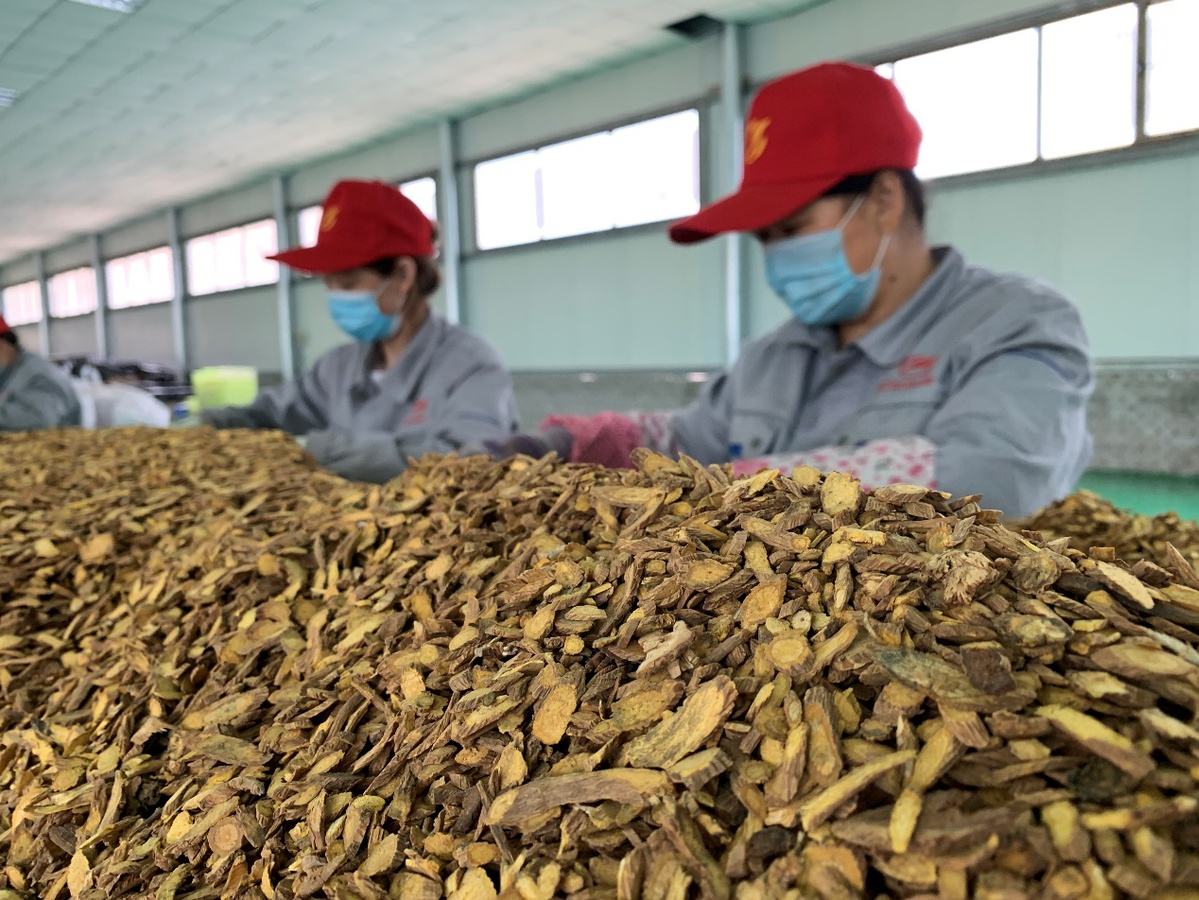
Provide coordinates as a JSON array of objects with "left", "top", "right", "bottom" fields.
[{"left": 1077, "top": 471, "right": 1199, "bottom": 520}]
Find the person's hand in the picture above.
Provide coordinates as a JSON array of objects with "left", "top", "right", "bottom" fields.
[{"left": 482, "top": 427, "right": 572, "bottom": 462}]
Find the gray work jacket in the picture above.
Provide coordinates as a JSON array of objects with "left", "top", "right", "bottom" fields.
[
  {"left": 203, "top": 315, "right": 518, "bottom": 482},
  {"left": 0, "top": 350, "right": 82, "bottom": 432},
  {"left": 672, "top": 247, "right": 1094, "bottom": 518}
]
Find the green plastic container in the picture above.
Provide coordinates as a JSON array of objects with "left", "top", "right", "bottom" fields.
[{"left": 190, "top": 366, "right": 259, "bottom": 411}]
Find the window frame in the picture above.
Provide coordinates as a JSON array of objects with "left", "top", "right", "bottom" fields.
[
  {"left": 467, "top": 104, "right": 707, "bottom": 256},
  {"left": 755, "top": 0, "right": 1198, "bottom": 188},
  {"left": 1, "top": 280, "right": 45, "bottom": 327},
  {"left": 46, "top": 266, "right": 100, "bottom": 319},
  {"left": 183, "top": 217, "right": 281, "bottom": 299},
  {"left": 104, "top": 245, "right": 176, "bottom": 310}
]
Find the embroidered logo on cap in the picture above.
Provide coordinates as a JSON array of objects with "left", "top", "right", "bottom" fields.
[
  {"left": 320, "top": 206, "right": 340, "bottom": 234},
  {"left": 745, "top": 117, "right": 771, "bottom": 165}
]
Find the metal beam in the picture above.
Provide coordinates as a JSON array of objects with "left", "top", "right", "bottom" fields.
[
  {"left": 167, "top": 207, "right": 189, "bottom": 372},
  {"left": 34, "top": 252, "right": 50, "bottom": 356},
  {"left": 438, "top": 119, "right": 463, "bottom": 326},
  {"left": 272, "top": 175, "right": 297, "bottom": 379},
  {"left": 1135, "top": 0, "right": 1148, "bottom": 141},
  {"left": 721, "top": 20, "right": 746, "bottom": 364},
  {"left": 90, "top": 235, "right": 109, "bottom": 358}
]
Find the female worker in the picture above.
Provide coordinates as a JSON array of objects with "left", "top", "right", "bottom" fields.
[
  {"left": 0, "top": 314, "right": 81, "bottom": 431},
  {"left": 490, "top": 62, "right": 1092, "bottom": 518},
  {"left": 202, "top": 179, "right": 518, "bottom": 483}
]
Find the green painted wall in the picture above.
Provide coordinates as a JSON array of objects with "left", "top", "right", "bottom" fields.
[{"left": 1077, "top": 471, "right": 1199, "bottom": 520}]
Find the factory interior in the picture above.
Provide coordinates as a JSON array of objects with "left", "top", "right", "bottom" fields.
[{"left": 3, "top": 1, "right": 1199, "bottom": 898}]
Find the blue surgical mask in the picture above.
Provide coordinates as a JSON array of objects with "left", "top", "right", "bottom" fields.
[
  {"left": 764, "top": 196, "right": 891, "bottom": 327},
  {"left": 328, "top": 284, "right": 399, "bottom": 343}
]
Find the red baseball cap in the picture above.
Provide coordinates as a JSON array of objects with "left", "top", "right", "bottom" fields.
[
  {"left": 271, "top": 179, "right": 436, "bottom": 274},
  {"left": 670, "top": 62, "right": 922, "bottom": 244},
  {"left": 0, "top": 314, "right": 9, "bottom": 335}
]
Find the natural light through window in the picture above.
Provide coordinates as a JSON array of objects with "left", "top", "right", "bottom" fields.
[
  {"left": 892, "top": 31, "right": 1040, "bottom": 179},
  {"left": 539, "top": 132, "right": 619, "bottom": 240},
  {"left": 47, "top": 267, "right": 98, "bottom": 318},
  {"left": 297, "top": 205, "right": 322, "bottom": 249},
  {"left": 401, "top": 177, "right": 438, "bottom": 225},
  {"left": 186, "top": 219, "right": 279, "bottom": 297},
  {"left": 1040, "top": 4, "right": 1137, "bottom": 159},
  {"left": 474, "top": 109, "right": 701, "bottom": 251},
  {"left": 474, "top": 151, "right": 542, "bottom": 251},
  {"left": 106, "top": 246, "right": 174, "bottom": 309},
  {"left": 878, "top": 1, "right": 1199, "bottom": 179},
  {"left": 1, "top": 281, "right": 42, "bottom": 326},
  {"left": 1146, "top": 0, "right": 1199, "bottom": 136},
  {"left": 610, "top": 113, "right": 702, "bottom": 229}
]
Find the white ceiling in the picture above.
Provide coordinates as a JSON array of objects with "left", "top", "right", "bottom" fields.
[{"left": 0, "top": 0, "right": 817, "bottom": 266}]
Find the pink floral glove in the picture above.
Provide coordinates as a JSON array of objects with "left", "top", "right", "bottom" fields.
[{"left": 731, "top": 436, "right": 937, "bottom": 491}]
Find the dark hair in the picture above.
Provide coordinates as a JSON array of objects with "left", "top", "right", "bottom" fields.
[
  {"left": 824, "top": 169, "right": 926, "bottom": 227},
  {"left": 0, "top": 330, "right": 19, "bottom": 349},
  {"left": 364, "top": 222, "right": 442, "bottom": 298}
]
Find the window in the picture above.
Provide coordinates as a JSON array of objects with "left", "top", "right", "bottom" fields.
[
  {"left": 1, "top": 281, "right": 42, "bottom": 326},
  {"left": 297, "top": 205, "right": 323, "bottom": 249},
  {"left": 474, "top": 109, "right": 701, "bottom": 251},
  {"left": 47, "top": 267, "right": 98, "bottom": 318},
  {"left": 106, "top": 246, "right": 174, "bottom": 309},
  {"left": 474, "top": 153, "right": 540, "bottom": 250},
  {"left": 185, "top": 219, "right": 279, "bottom": 296},
  {"left": 1040, "top": 5, "right": 1137, "bottom": 159},
  {"left": 1146, "top": 0, "right": 1199, "bottom": 136},
  {"left": 877, "top": 2, "right": 1197, "bottom": 180},
  {"left": 401, "top": 177, "right": 438, "bottom": 224},
  {"left": 891, "top": 31, "right": 1040, "bottom": 179}
]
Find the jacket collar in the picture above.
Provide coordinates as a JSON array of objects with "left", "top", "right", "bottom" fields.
[
  {"left": 355, "top": 314, "right": 443, "bottom": 401},
  {"left": 778, "top": 246, "right": 963, "bottom": 367}
]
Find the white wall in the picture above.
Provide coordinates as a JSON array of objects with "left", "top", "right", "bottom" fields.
[
  {"left": 47, "top": 314, "right": 99, "bottom": 357},
  {"left": 186, "top": 287, "right": 281, "bottom": 371},
  {"left": 928, "top": 151, "right": 1199, "bottom": 359},
  {"left": 104, "top": 215, "right": 169, "bottom": 259},
  {"left": 2, "top": 257, "right": 37, "bottom": 286},
  {"left": 291, "top": 130, "right": 441, "bottom": 209},
  {"left": 464, "top": 229, "right": 725, "bottom": 370},
  {"left": 294, "top": 277, "right": 337, "bottom": 372},
  {"left": 108, "top": 305, "right": 176, "bottom": 368},
  {"left": 3, "top": 0, "right": 1196, "bottom": 376},
  {"left": 459, "top": 39, "right": 719, "bottom": 165},
  {"left": 179, "top": 181, "right": 275, "bottom": 240},
  {"left": 44, "top": 239, "right": 92, "bottom": 277},
  {"left": 13, "top": 325, "right": 42, "bottom": 354}
]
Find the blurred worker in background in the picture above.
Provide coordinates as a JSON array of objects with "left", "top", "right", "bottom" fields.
[
  {"left": 201, "top": 179, "right": 518, "bottom": 482},
  {"left": 0, "top": 314, "right": 82, "bottom": 431},
  {"left": 489, "top": 62, "right": 1093, "bottom": 518}
]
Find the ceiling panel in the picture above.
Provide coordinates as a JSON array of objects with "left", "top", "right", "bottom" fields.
[{"left": 0, "top": 0, "right": 827, "bottom": 265}]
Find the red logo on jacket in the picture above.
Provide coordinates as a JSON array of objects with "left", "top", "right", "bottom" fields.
[
  {"left": 403, "top": 399, "right": 429, "bottom": 426},
  {"left": 878, "top": 355, "right": 938, "bottom": 392}
]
